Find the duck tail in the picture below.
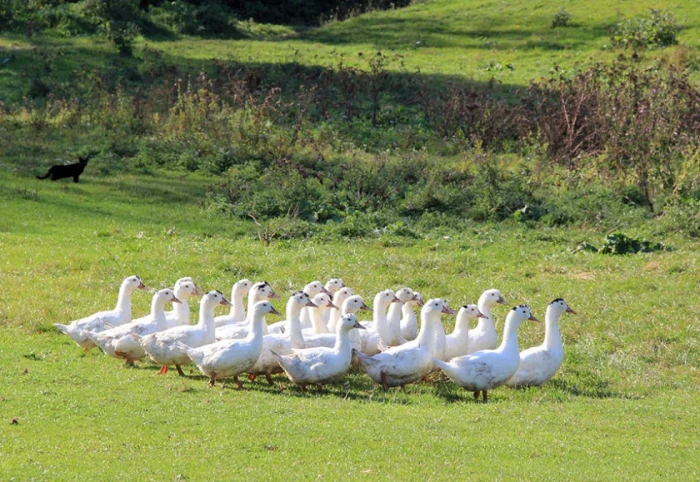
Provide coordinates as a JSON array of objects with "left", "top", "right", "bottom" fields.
[
  {"left": 174, "top": 342, "right": 194, "bottom": 360},
  {"left": 54, "top": 323, "right": 69, "bottom": 334},
  {"left": 432, "top": 358, "right": 450, "bottom": 372}
]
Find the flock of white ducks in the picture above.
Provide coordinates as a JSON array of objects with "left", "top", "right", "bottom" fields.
[{"left": 55, "top": 276, "right": 575, "bottom": 401}]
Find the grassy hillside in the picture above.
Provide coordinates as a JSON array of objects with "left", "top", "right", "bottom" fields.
[
  {"left": 2, "top": 0, "right": 699, "bottom": 101},
  {"left": 1, "top": 1, "right": 700, "bottom": 478}
]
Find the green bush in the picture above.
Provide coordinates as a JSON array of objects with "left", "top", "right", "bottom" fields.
[
  {"left": 551, "top": 8, "right": 572, "bottom": 28},
  {"left": 610, "top": 9, "right": 681, "bottom": 49}
]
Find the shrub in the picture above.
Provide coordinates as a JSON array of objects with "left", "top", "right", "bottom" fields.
[
  {"left": 551, "top": 8, "right": 572, "bottom": 28},
  {"left": 610, "top": 9, "right": 681, "bottom": 50}
]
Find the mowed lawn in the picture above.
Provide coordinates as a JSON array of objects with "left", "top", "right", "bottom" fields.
[{"left": 1, "top": 168, "right": 699, "bottom": 479}]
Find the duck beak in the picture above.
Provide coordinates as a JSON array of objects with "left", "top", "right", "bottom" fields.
[
  {"left": 269, "top": 290, "right": 280, "bottom": 300},
  {"left": 566, "top": 307, "right": 577, "bottom": 314},
  {"left": 328, "top": 302, "right": 339, "bottom": 310},
  {"left": 528, "top": 314, "right": 540, "bottom": 322},
  {"left": 269, "top": 306, "right": 281, "bottom": 316},
  {"left": 391, "top": 296, "right": 401, "bottom": 303},
  {"left": 353, "top": 321, "right": 366, "bottom": 330},
  {"left": 417, "top": 299, "right": 424, "bottom": 307},
  {"left": 321, "top": 287, "right": 332, "bottom": 295},
  {"left": 496, "top": 296, "right": 507, "bottom": 305},
  {"left": 171, "top": 296, "right": 181, "bottom": 304},
  {"left": 477, "top": 311, "right": 488, "bottom": 318},
  {"left": 138, "top": 282, "right": 146, "bottom": 290},
  {"left": 306, "top": 301, "right": 318, "bottom": 308},
  {"left": 360, "top": 302, "right": 371, "bottom": 311},
  {"left": 441, "top": 305, "right": 456, "bottom": 315},
  {"left": 193, "top": 286, "right": 202, "bottom": 296},
  {"left": 220, "top": 297, "right": 233, "bottom": 307}
]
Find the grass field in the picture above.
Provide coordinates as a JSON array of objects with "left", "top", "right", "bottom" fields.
[
  {"left": 1, "top": 166, "right": 699, "bottom": 479},
  {"left": 2, "top": 0, "right": 700, "bottom": 102},
  {"left": 1, "top": 0, "right": 700, "bottom": 479}
]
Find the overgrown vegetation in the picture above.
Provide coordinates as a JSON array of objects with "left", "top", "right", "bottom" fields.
[
  {"left": 4, "top": 46, "right": 698, "bottom": 238},
  {"left": 610, "top": 9, "right": 682, "bottom": 49}
]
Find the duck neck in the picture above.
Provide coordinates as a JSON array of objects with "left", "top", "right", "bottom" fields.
[
  {"left": 198, "top": 301, "right": 217, "bottom": 336},
  {"left": 452, "top": 313, "right": 471, "bottom": 337},
  {"left": 229, "top": 288, "right": 246, "bottom": 321},
  {"left": 309, "top": 306, "right": 329, "bottom": 334},
  {"left": 496, "top": 315, "right": 521, "bottom": 355},
  {"left": 173, "top": 290, "right": 190, "bottom": 324},
  {"left": 246, "top": 311, "right": 266, "bottom": 345},
  {"left": 373, "top": 301, "right": 392, "bottom": 341},
  {"left": 543, "top": 307, "right": 563, "bottom": 350},
  {"left": 387, "top": 302, "right": 403, "bottom": 325},
  {"left": 476, "top": 300, "right": 496, "bottom": 333},
  {"left": 152, "top": 299, "right": 169, "bottom": 330},
  {"left": 115, "top": 284, "right": 134, "bottom": 315},
  {"left": 416, "top": 312, "right": 438, "bottom": 352},
  {"left": 333, "top": 326, "right": 353, "bottom": 357},
  {"left": 248, "top": 295, "right": 268, "bottom": 334},
  {"left": 330, "top": 297, "right": 346, "bottom": 331},
  {"left": 402, "top": 303, "right": 416, "bottom": 322},
  {"left": 285, "top": 302, "right": 305, "bottom": 348}
]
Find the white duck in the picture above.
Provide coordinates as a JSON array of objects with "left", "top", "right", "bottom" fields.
[
  {"left": 303, "top": 295, "right": 370, "bottom": 349},
  {"left": 135, "top": 290, "right": 232, "bottom": 376},
  {"left": 506, "top": 298, "right": 576, "bottom": 388},
  {"left": 468, "top": 289, "right": 507, "bottom": 354},
  {"left": 215, "top": 281, "right": 279, "bottom": 339},
  {"left": 131, "top": 277, "right": 198, "bottom": 329},
  {"left": 442, "top": 304, "right": 486, "bottom": 361},
  {"left": 354, "top": 299, "right": 455, "bottom": 390},
  {"left": 327, "top": 286, "right": 355, "bottom": 333},
  {"left": 247, "top": 292, "right": 316, "bottom": 385},
  {"left": 54, "top": 275, "right": 146, "bottom": 351},
  {"left": 386, "top": 287, "right": 414, "bottom": 345},
  {"left": 85, "top": 288, "right": 180, "bottom": 363},
  {"left": 165, "top": 278, "right": 200, "bottom": 328},
  {"left": 322, "top": 278, "right": 345, "bottom": 325},
  {"left": 299, "top": 281, "right": 331, "bottom": 329},
  {"left": 433, "top": 305, "right": 539, "bottom": 402},
  {"left": 178, "top": 301, "right": 281, "bottom": 387},
  {"left": 357, "top": 289, "right": 401, "bottom": 355},
  {"left": 400, "top": 291, "right": 423, "bottom": 341},
  {"left": 303, "top": 293, "right": 338, "bottom": 335},
  {"left": 214, "top": 279, "right": 251, "bottom": 327},
  {"left": 272, "top": 314, "right": 366, "bottom": 392}
]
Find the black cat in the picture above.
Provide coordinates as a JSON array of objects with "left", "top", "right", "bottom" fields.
[{"left": 36, "top": 153, "right": 94, "bottom": 183}]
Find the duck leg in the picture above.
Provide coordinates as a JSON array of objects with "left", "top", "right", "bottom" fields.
[
  {"left": 265, "top": 372, "right": 274, "bottom": 386},
  {"left": 208, "top": 375, "right": 216, "bottom": 387},
  {"left": 176, "top": 364, "right": 185, "bottom": 377},
  {"left": 234, "top": 375, "right": 243, "bottom": 389},
  {"left": 380, "top": 371, "right": 389, "bottom": 391},
  {"left": 159, "top": 366, "right": 168, "bottom": 375},
  {"left": 483, "top": 391, "right": 488, "bottom": 403},
  {"left": 473, "top": 390, "right": 480, "bottom": 401}
]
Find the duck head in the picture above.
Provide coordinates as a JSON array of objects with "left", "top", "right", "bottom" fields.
[
  {"left": 252, "top": 300, "right": 281, "bottom": 317},
  {"left": 342, "top": 295, "right": 371, "bottom": 314},
  {"left": 548, "top": 298, "right": 577, "bottom": 316},
  {"left": 325, "top": 278, "right": 345, "bottom": 294},
  {"left": 479, "top": 289, "right": 506, "bottom": 309},
  {"left": 305, "top": 280, "right": 331, "bottom": 296},
  {"left": 339, "top": 314, "right": 365, "bottom": 332},
  {"left": 233, "top": 279, "right": 252, "bottom": 297},
  {"left": 201, "top": 290, "right": 232, "bottom": 308},
  {"left": 312, "top": 293, "right": 337, "bottom": 310},
  {"left": 250, "top": 281, "right": 280, "bottom": 302}
]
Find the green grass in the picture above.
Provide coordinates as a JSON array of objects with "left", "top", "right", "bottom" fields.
[
  {"left": 2, "top": 0, "right": 699, "bottom": 102},
  {"left": 1, "top": 165, "right": 699, "bottom": 478},
  {"left": 1, "top": 1, "right": 700, "bottom": 478}
]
